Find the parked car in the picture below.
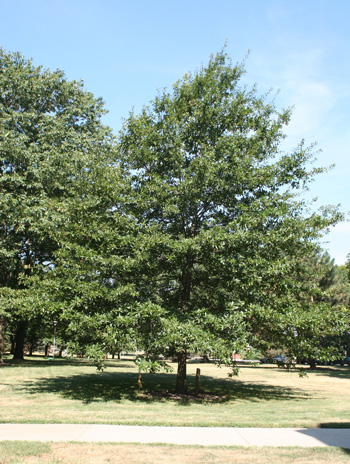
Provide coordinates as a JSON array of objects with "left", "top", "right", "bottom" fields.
[
  {"left": 273, "top": 354, "right": 287, "bottom": 364},
  {"left": 330, "top": 356, "right": 350, "bottom": 366}
]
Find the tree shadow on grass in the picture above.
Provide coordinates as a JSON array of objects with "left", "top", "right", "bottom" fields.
[
  {"left": 16, "top": 371, "right": 310, "bottom": 405},
  {"left": 319, "top": 422, "right": 350, "bottom": 429},
  {"left": 312, "top": 366, "right": 350, "bottom": 380},
  {"left": 1, "top": 356, "right": 135, "bottom": 370},
  {"left": 2, "top": 358, "right": 92, "bottom": 369}
]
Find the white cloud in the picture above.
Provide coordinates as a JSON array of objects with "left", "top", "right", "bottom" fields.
[
  {"left": 284, "top": 79, "right": 337, "bottom": 137},
  {"left": 264, "top": 47, "right": 337, "bottom": 138},
  {"left": 248, "top": 48, "right": 341, "bottom": 151}
]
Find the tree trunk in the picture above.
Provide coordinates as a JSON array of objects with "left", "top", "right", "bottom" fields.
[
  {"left": 44, "top": 344, "right": 49, "bottom": 357},
  {"left": 0, "top": 317, "right": 8, "bottom": 363},
  {"left": 308, "top": 358, "right": 317, "bottom": 369},
  {"left": 10, "top": 335, "right": 15, "bottom": 355},
  {"left": 29, "top": 337, "right": 37, "bottom": 356},
  {"left": 176, "top": 351, "right": 187, "bottom": 393},
  {"left": 175, "top": 247, "right": 193, "bottom": 394},
  {"left": 195, "top": 368, "right": 201, "bottom": 396},
  {"left": 13, "top": 321, "right": 26, "bottom": 360}
]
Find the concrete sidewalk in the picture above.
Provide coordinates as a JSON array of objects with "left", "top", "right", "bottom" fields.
[{"left": 0, "top": 424, "right": 349, "bottom": 448}]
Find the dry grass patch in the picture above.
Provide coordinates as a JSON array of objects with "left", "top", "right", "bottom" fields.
[{"left": 1, "top": 442, "right": 350, "bottom": 464}]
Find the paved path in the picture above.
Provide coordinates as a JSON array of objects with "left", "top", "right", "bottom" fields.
[{"left": 0, "top": 424, "right": 349, "bottom": 448}]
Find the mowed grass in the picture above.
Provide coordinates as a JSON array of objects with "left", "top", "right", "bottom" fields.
[
  {"left": 1, "top": 442, "right": 350, "bottom": 464},
  {"left": 0, "top": 355, "right": 350, "bottom": 428}
]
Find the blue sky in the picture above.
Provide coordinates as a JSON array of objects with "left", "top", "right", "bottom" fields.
[{"left": 1, "top": 0, "right": 349, "bottom": 264}]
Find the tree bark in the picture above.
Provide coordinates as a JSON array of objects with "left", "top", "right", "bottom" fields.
[
  {"left": 308, "top": 358, "right": 317, "bottom": 369},
  {"left": 0, "top": 317, "right": 8, "bottom": 363},
  {"left": 195, "top": 368, "right": 201, "bottom": 396},
  {"left": 176, "top": 247, "right": 194, "bottom": 393},
  {"left": 176, "top": 351, "right": 187, "bottom": 393},
  {"left": 13, "top": 320, "right": 26, "bottom": 360},
  {"left": 10, "top": 335, "right": 15, "bottom": 355}
]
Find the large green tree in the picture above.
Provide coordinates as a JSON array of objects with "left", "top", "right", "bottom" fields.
[
  {"left": 0, "top": 49, "right": 114, "bottom": 359},
  {"left": 119, "top": 50, "right": 343, "bottom": 392}
]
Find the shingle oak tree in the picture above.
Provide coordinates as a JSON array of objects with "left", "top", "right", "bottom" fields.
[{"left": 119, "top": 50, "right": 342, "bottom": 393}]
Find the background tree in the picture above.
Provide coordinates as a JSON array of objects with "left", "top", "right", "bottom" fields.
[
  {"left": 119, "top": 50, "right": 343, "bottom": 393},
  {"left": 346, "top": 253, "right": 350, "bottom": 286},
  {"left": 287, "top": 250, "right": 350, "bottom": 367},
  {"left": 303, "top": 251, "right": 350, "bottom": 364},
  {"left": 313, "top": 252, "right": 350, "bottom": 307},
  {"left": 0, "top": 48, "right": 114, "bottom": 359}
]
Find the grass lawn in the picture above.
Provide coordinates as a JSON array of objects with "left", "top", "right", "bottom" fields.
[
  {"left": 0, "top": 355, "right": 350, "bottom": 428},
  {"left": 0, "top": 442, "right": 350, "bottom": 464}
]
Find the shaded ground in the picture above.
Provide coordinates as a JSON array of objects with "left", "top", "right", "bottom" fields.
[{"left": 15, "top": 370, "right": 309, "bottom": 405}]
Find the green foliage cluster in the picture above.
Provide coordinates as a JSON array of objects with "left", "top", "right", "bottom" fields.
[
  {"left": 1, "top": 47, "right": 349, "bottom": 390},
  {"left": 0, "top": 47, "right": 117, "bottom": 360}
]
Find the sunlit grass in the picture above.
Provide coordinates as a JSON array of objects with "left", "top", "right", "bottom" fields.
[{"left": 1, "top": 355, "right": 349, "bottom": 427}]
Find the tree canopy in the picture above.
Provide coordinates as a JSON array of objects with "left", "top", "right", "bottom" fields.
[
  {"left": 0, "top": 48, "right": 115, "bottom": 359},
  {"left": 118, "top": 50, "right": 345, "bottom": 391}
]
